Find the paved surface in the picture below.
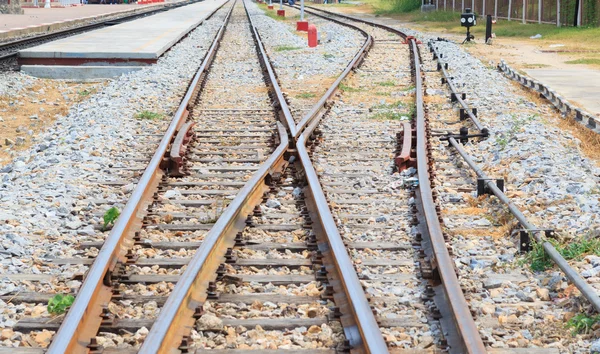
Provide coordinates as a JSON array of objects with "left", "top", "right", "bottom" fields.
[
  {"left": 0, "top": 4, "right": 169, "bottom": 40},
  {"left": 1, "top": 5, "right": 146, "bottom": 32},
  {"left": 19, "top": 0, "right": 226, "bottom": 61},
  {"left": 524, "top": 68, "right": 600, "bottom": 116}
]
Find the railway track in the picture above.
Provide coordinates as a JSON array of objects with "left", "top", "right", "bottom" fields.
[
  {"left": 3, "top": 1, "right": 600, "bottom": 353},
  {"left": 0, "top": 0, "right": 203, "bottom": 70}
]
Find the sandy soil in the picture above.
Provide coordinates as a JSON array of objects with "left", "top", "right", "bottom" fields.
[{"left": 0, "top": 81, "right": 103, "bottom": 166}]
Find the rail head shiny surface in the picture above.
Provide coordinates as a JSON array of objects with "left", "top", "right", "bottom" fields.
[{"left": 46, "top": 2, "right": 232, "bottom": 353}]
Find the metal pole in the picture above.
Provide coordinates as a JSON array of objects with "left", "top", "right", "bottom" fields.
[
  {"left": 538, "top": 0, "right": 541, "bottom": 22},
  {"left": 280, "top": 0, "right": 282, "bottom": 10},
  {"left": 444, "top": 0, "right": 446, "bottom": 10},
  {"left": 557, "top": 0, "right": 561, "bottom": 26},
  {"left": 301, "top": 0, "right": 304, "bottom": 21},
  {"left": 453, "top": 0, "right": 455, "bottom": 11},
  {"left": 494, "top": 0, "right": 497, "bottom": 19},
  {"left": 44, "top": 0, "right": 51, "bottom": 8},
  {"left": 461, "top": 0, "right": 464, "bottom": 12},
  {"left": 577, "top": 0, "right": 582, "bottom": 26},
  {"left": 508, "top": 0, "right": 512, "bottom": 20},
  {"left": 471, "top": 0, "right": 474, "bottom": 12},
  {"left": 482, "top": 0, "right": 486, "bottom": 19},
  {"left": 523, "top": 0, "right": 526, "bottom": 23}
]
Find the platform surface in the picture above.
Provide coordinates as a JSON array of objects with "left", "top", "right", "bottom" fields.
[
  {"left": 524, "top": 68, "right": 600, "bottom": 116},
  {"left": 1, "top": 5, "right": 151, "bottom": 32},
  {"left": 18, "top": 0, "right": 226, "bottom": 61}
]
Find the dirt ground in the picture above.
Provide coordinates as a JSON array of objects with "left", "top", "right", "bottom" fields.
[{"left": 0, "top": 81, "right": 102, "bottom": 166}]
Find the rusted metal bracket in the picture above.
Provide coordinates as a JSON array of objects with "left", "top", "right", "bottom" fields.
[
  {"left": 394, "top": 121, "right": 417, "bottom": 172},
  {"left": 517, "top": 229, "right": 555, "bottom": 253},
  {"left": 460, "top": 108, "right": 477, "bottom": 121},
  {"left": 440, "top": 128, "right": 490, "bottom": 144},
  {"left": 477, "top": 178, "right": 504, "bottom": 197},
  {"left": 402, "top": 35, "right": 422, "bottom": 44},
  {"left": 167, "top": 121, "right": 196, "bottom": 177}
]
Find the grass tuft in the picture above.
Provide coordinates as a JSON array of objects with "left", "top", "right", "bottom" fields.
[
  {"left": 565, "top": 58, "right": 600, "bottom": 66},
  {"left": 376, "top": 80, "right": 396, "bottom": 87},
  {"left": 275, "top": 45, "right": 302, "bottom": 52},
  {"left": 136, "top": 110, "right": 162, "bottom": 120},
  {"left": 339, "top": 83, "right": 363, "bottom": 92},
  {"left": 296, "top": 92, "right": 316, "bottom": 99},
  {"left": 567, "top": 314, "right": 600, "bottom": 334}
]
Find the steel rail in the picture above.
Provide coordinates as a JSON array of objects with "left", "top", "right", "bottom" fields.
[
  {"left": 141, "top": 1, "right": 386, "bottom": 352},
  {"left": 428, "top": 43, "right": 486, "bottom": 132},
  {"left": 294, "top": 6, "right": 487, "bottom": 352},
  {"left": 410, "top": 39, "right": 487, "bottom": 354},
  {"left": 139, "top": 122, "right": 290, "bottom": 353},
  {"left": 295, "top": 132, "right": 389, "bottom": 353},
  {"left": 290, "top": 6, "right": 372, "bottom": 137},
  {"left": 45, "top": 2, "right": 233, "bottom": 353},
  {"left": 448, "top": 136, "right": 600, "bottom": 313},
  {"left": 0, "top": 0, "right": 202, "bottom": 61},
  {"left": 137, "top": 0, "right": 296, "bottom": 351}
]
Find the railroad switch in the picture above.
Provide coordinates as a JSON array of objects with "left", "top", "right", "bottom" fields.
[
  {"left": 517, "top": 229, "right": 555, "bottom": 253},
  {"left": 440, "top": 128, "right": 489, "bottom": 144},
  {"left": 476, "top": 178, "right": 504, "bottom": 197},
  {"left": 460, "top": 108, "right": 478, "bottom": 120},
  {"left": 450, "top": 92, "right": 466, "bottom": 102}
]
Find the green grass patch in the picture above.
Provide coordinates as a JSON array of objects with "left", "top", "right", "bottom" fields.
[
  {"left": 371, "top": 100, "right": 404, "bottom": 109},
  {"left": 371, "top": 111, "right": 407, "bottom": 120},
  {"left": 565, "top": 58, "right": 600, "bottom": 65},
  {"left": 559, "top": 237, "right": 600, "bottom": 261},
  {"left": 567, "top": 314, "right": 600, "bottom": 334},
  {"left": 376, "top": 80, "right": 396, "bottom": 87},
  {"left": 520, "top": 239, "right": 554, "bottom": 272},
  {"left": 323, "top": 53, "right": 335, "bottom": 59},
  {"left": 78, "top": 88, "right": 96, "bottom": 96},
  {"left": 375, "top": 91, "right": 391, "bottom": 96},
  {"left": 339, "top": 83, "right": 363, "bottom": 92},
  {"left": 296, "top": 92, "right": 316, "bottom": 99},
  {"left": 373, "top": 0, "right": 420, "bottom": 14},
  {"left": 520, "top": 236, "right": 600, "bottom": 272},
  {"left": 135, "top": 110, "right": 162, "bottom": 120},
  {"left": 103, "top": 207, "right": 120, "bottom": 231},
  {"left": 48, "top": 294, "right": 75, "bottom": 315},
  {"left": 275, "top": 45, "right": 302, "bottom": 52}
]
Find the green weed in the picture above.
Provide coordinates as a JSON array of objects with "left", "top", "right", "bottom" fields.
[
  {"left": 274, "top": 45, "right": 302, "bottom": 52},
  {"left": 495, "top": 114, "right": 536, "bottom": 150},
  {"left": 376, "top": 80, "right": 396, "bottom": 87},
  {"left": 560, "top": 237, "right": 600, "bottom": 261},
  {"left": 565, "top": 58, "right": 600, "bottom": 66},
  {"left": 103, "top": 207, "right": 120, "bottom": 230},
  {"left": 567, "top": 314, "right": 600, "bottom": 334},
  {"left": 323, "top": 53, "right": 335, "bottom": 59},
  {"left": 296, "top": 92, "right": 316, "bottom": 99},
  {"left": 78, "top": 88, "right": 96, "bottom": 96},
  {"left": 339, "top": 83, "right": 363, "bottom": 92},
  {"left": 48, "top": 294, "right": 75, "bottom": 315},
  {"left": 520, "top": 239, "right": 553, "bottom": 271},
  {"left": 135, "top": 110, "right": 162, "bottom": 120}
]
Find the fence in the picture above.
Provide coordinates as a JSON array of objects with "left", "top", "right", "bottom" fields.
[{"left": 430, "top": 0, "right": 600, "bottom": 26}]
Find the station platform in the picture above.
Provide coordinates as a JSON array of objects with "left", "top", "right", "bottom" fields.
[
  {"left": 18, "top": 0, "right": 227, "bottom": 79},
  {"left": 0, "top": 4, "right": 170, "bottom": 41}
]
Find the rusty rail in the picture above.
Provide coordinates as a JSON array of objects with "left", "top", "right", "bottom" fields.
[
  {"left": 140, "top": 0, "right": 388, "bottom": 352},
  {"left": 299, "top": 6, "right": 487, "bottom": 352},
  {"left": 395, "top": 121, "right": 416, "bottom": 172},
  {"left": 45, "top": 2, "right": 233, "bottom": 353},
  {"left": 409, "top": 38, "right": 487, "bottom": 354},
  {"left": 291, "top": 8, "right": 372, "bottom": 137},
  {"left": 139, "top": 122, "right": 290, "bottom": 353},
  {"left": 448, "top": 136, "right": 600, "bottom": 313}
]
